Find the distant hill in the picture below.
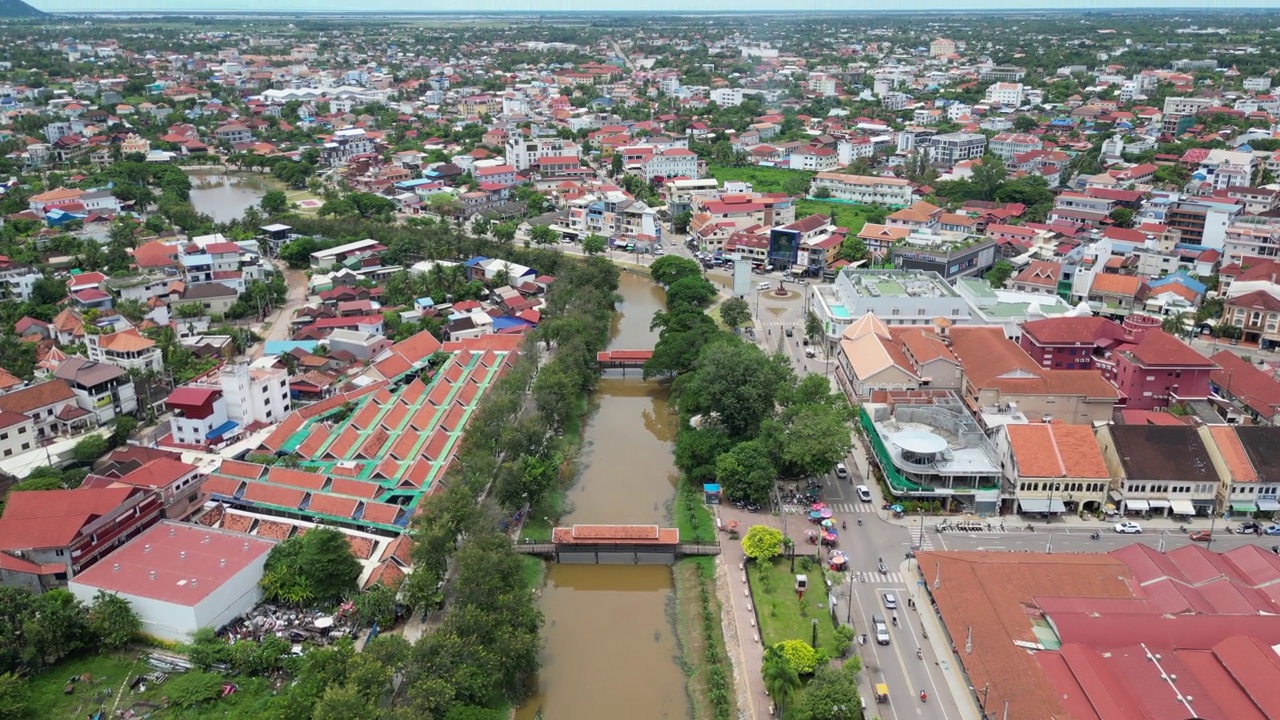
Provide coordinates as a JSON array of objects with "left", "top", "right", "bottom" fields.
[{"left": 0, "top": 0, "right": 45, "bottom": 18}]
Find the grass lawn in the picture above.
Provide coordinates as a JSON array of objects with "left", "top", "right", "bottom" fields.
[
  {"left": 750, "top": 557, "right": 842, "bottom": 652},
  {"left": 25, "top": 650, "right": 277, "bottom": 720},
  {"left": 794, "top": 198, "right": 869, "bottom": 234},
  {"left": 707, "top": 164, "right": 812, "bottom": 194},
  {"left": 673, "top": 481, "right": 717, "bottom": 544}
]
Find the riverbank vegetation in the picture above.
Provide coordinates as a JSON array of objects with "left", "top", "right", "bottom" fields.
[
  {"left": 643, "top": 256, "right": 861, "bottom": 716},
  {"left": 673, "top": 557, "right": 738, "bottom": 720}
]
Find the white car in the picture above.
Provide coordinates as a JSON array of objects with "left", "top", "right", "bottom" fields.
[
  {"left": 882, "top": 592, "right": 898, "bottom": 610},
  {"left": 1114, "top": 522, "right": 1143, "bottom": 534}
]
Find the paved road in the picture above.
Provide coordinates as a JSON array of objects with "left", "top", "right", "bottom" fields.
[{"left": 251, "top": 263, "right": 310, "bottom": 360}]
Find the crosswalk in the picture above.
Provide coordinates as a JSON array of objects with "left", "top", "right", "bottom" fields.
[
  {"left": 779, "top": 502, "right": 875, "bottom": 515},
  {"left": 849, "top": 571, "right": 908, "bottom": 585}
]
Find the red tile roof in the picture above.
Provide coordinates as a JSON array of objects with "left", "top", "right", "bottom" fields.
[
  {"left": 306, "top": 493, "right": 359, "bottom": 519},
  {"left": 0, "top": 487, "right": 138, "bottom": 550},
  {"left": 241, "top": 482, "right": 305, "bottom": 509}
]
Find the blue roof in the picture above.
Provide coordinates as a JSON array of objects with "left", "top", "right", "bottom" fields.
[
  {"left": 265, "top": 340, "right": 318, "bottom": 355},
  {"left": 463, "top": 256, "right": 488, "bottom": 267},
  {"left": 492, "top": 317, "right": 532, "bottom": 331},
  {"left": 703, "top": 484, "right": 721, "bottom": 493},
  {"left": 1150, "top": 272, "right": 1206, "bottom": 295},
  {"left": 206, "top": 420, "right": 239, "bottom": 440},
  {"left": 395, "top": 179, "right": 438, "bottom": 189},
  {"left": 415, "top": 297, "right": 435, "bottom": 308}
]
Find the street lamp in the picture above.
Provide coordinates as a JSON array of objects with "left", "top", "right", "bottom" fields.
[
  {"left": 846, "top": 571, "right": 854, "bottom": 624},
  {"left": 1046, "top": 481, "right": 1056, "bottom": 524}
]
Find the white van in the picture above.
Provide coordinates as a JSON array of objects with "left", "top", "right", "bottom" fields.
[
  {"left": 856, "top": 485, "right": 873, "bottom": 503},
  {"left": 758, "top": 281, "right": 772, "bottom": 291}
]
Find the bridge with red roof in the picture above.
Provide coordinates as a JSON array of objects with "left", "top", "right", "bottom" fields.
[{"left": 595, "top": 349, "right": 653, "bottom": 370}]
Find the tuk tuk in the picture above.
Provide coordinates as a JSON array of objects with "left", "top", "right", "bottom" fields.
[{"left": 874, "top": 683, "right": 889, "bottom": 704}]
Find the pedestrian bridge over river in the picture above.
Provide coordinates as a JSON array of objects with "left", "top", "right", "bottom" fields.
[{"left": 514, "top": 524, "right": 720, "bottom": 564}]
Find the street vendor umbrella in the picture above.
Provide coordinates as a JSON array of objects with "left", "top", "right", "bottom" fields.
[
  {"left": 820, "top": 508, "right": 834, "bottom": 518},
  {"left": 822, "top": 532, "right": 838, "bottom": 542},
  {"left": 808, "top": 511, "right": 823, "bottom": 519},
  {"left": 821, "top": 519, "right": 835, "bottom": 528},
  {"left": 829, "top": 550, "right": 848, "bottom": 563},
  {"left": 890, "top": 504, "right": 904, "bottom": 513},
  {"left": 811, "top": 503, "right": 826, "bottom": 510}
]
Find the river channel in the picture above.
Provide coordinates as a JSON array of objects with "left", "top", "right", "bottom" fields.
[
  {"left": 515, "top": 271, "right": 691, "bottom": 720},
  {"left": 187, "top": 172, "right": 269, "bottom": 224}
]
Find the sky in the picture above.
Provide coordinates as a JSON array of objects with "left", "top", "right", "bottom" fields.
[{"left": 30, "top": 0, "right": 1280, "bottom": 13}]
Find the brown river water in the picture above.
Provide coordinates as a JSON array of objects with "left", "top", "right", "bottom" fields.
[{"left": 515, "top": 270, "right": 692, "bottom": 720}]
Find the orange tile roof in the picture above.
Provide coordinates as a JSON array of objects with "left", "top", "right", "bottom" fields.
[
  {"left": 218, "top": 459, "right": 267, "bottom": 480},
  {"left": 422, "top": 428, "right": 450, "bottom": 461},
  {"left": 327, "top": 477, "right": 382, "bottom": 499},
  {"left": 1008, "top": 424, "right": 1109, "bottom": 479},
  {"left": 552, "top": 524, "right": 679, "bottom": 544},
  {"left": 1090, "top": 273, "right": 1144, "bottom": 296},
  {"left": 306, "top": 493, "right": 359, "bottom": 519},
  {"left": 1207, "top": 425, "right": 1258, "bottom": 483},
  {"left": 260, "top": 413, "right": 304, "bottom": 452},
  {"left": 99, "top": 329, "right": 155, "bottom": 352},
  {"left": 267, "top": 466, "right": 327, "bottom": 490},
  {"left": 440, "top": 403, "right": 466, "bottom": 432},
  {"left": 241, "top": 482, "right": 305, "bottom": 509},
  {"left": 360, "top": 501, "right": 403, "bottom": 526}
]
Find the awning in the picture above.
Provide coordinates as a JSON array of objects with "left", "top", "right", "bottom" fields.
[
  {"left": 1126, "top": 499, "right": 1150, "bottom": 511},
  {"left": 1018, "top": 498, "right": 1067, "bottom": 513},
  {"left": 1231, "top": 501, "right": 1257, "bottom": 513},
  {"left": 206, "top": 420, "right": 239, "bottom": 440},
  {"left": 1170, "top": 499, "right": 1196, "bottom": 516},
  {"left": 1257, "top": 499, "right": 1280, "bottom": 512},
  {"left": 1148, "top": 499, "right": 1171, "bottom": 509},
  {"left": 1108, "top": 490, "right": 1124, "bottom": 503}
]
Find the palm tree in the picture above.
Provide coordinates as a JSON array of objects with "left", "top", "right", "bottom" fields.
[
  {"left": 761, "top": 646, "right": 801, "bottom": 716},
  {"left": 1162, "top": 311, "right": 1190, "bottom": 338},
  {"left": 491, "top": 268, "right": 512, "bottom": 288}
]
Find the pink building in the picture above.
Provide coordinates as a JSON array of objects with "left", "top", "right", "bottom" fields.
[{"left": 1020, "top": 316, "right": 1217, "bottom": 410}]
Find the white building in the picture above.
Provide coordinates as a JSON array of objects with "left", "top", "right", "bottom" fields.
[
  {"left": 789, "top": 147, "right": 839, "bottom": 172},
  {"left": 810, "top": 173, "right": 916, "bottom": 206},
  {"left": 319, "top": 128, "right": 376, "bottom": 167},
  {"left": 218, "top": 364, "right": 290, "bottom": 428},
  {"left": 165, "top": 386, "right": 231, "bottom": 447},
  {"left": 504, "top": 135, "right": 581, "bottom": 172},
  {"left": 710, "top": 87, "right": 745, "bottom": 107},
  {"left": 988, "top": 133, "right": 1041, "bottom": 161},
  {"left": 927, "top": 133, "right": 987, "bottom": 165},
  {"left": 984, "top": 82, "right": 1024, "bottom": 107},
  {"left": 69, "top": 522, "right": 275, "bottom": 642},
  {"left": 643, "top": 148, "right": 699, "bottom": 181}
]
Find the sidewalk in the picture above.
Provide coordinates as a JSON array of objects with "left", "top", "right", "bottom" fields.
[{"left": 902, "top": 558, "right": 984, "bottom": 720}]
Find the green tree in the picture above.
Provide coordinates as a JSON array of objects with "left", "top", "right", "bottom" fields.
[
  {"left": 715, "top": 439, "right": 776, "bottom": 505},
  {"left": 741, "top": 524, "right": 784, "bottom": 562},
  {"left": 773, "top": 639, "right": 819, "bottom": 674},
  {"left": 87, "top": 591, "right": 141, "bottom": 649},
  {"left": 650, "top": 255, "right": 704, "bottom": 287},
  {"left": 0, "top": 672, "right": 29, "bottom": 720},
  {"left": 164, "top": 670, "right": 225, "bottom": 709},
  {"left": 114, "top": 298, "right": 149, "bottom": 324},
  {"left": 529, "top": 224, "right": 558, "bottom": 246},
  {"left": 762, "top": 646, "right": 802, "bottom": 717},
  {"left": 985, "top": 259, "right": 1015, "bottom": 288},
  {"left": 111, "top": 416, "right": 138, "bottom": 446},
  {"left": 804, "top": 311, "right": 824, "bottom": 346},
  {"left": 770, "top": 403, "right": 854, "bottom": 480},
  {"left": 718, "top": 296, "right": 752, "bottom": 328},
  {"left": 260, "top": 190, "right": 289, "bottom": 215},
  {"left": 1162, "top": 311, "right": 1191, "bottom": 337},
  {"left": 666, "top": 275, "right": 718, "bottom": 309},
  {"left": 793, "top": 660, "right": 863, "bottom": 719},
  {"left": 582, "top": 233, "right": 606, "bottom": 255},
  {"left": 971, "top": 155, "right": 1009, "bottom": 201},
  {"left": 492, "top": 221, "right": 517, "bottom": 244},
  {"left": 837, "top": 236, "right": 867, "bottom": 264},
  {"left": 261, "top": 527, "right": 361, "bottom": 605},
  {"left": 677, "top": 341, "right": 792, "bottom": 438},
  {"left": 1013, "top": 114, "right": 1040, "bottom": 132},
  {"left": 1109, "top": 207, "right": 1136, "bottom": 228},
  {"left": 71, "top": 435, "right": 109, "bottom": 463},
  {"left": 673, "top": 209, "right": 693, "bottom": 233}
]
